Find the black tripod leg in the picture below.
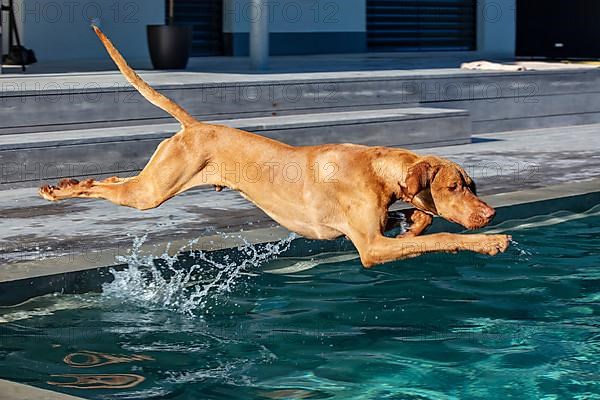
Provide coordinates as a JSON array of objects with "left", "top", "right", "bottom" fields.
[{"left": 8, "top": 0, "right": 26, "bottom": 71}]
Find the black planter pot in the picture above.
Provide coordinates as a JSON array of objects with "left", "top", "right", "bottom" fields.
[{"left": 147, "top": 25, "right": 192, "bottom": 70}]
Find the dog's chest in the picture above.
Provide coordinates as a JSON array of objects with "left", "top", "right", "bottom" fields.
[{"left": 237, "top": 190, "right": 342, "bottom": 240}]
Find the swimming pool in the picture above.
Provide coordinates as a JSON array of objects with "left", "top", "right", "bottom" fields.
[{"left": 1, "top": 206, "right": 599, "bottom": 399}]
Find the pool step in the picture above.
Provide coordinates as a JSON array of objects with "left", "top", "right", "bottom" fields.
[
  {"left": 5, "top": 67, "right": 600, "bottom": 135},
  {"left": 0, "top": 107, "right": 470, "bottom": 189}
]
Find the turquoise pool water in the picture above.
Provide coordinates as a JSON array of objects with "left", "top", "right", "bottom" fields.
[{"left": 1, "top": 207, "right": 600, "bottom": 399}]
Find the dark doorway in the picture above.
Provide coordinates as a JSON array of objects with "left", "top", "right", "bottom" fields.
[
  {"left": 171, "top": 0, "right": 223, "bottom": 56},
  {"left": 367, "top": 0, "right": 477, "bottom": 52},
  {"left": 517, "top": 0, "right": 600, "bottom": 59}
]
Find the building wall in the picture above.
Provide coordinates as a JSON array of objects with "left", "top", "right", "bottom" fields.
[
  {"left": 9, "top": 0, "right": 164, "bottom": 61},
  {"left": 3, "top": 0, "right": 515, "bottom": 61},
  {"left": 222, "top": 0, "right": 515, "bottom": 57},
  {"left": 222, "top": 0, "right": 366, "bottom": 55}
]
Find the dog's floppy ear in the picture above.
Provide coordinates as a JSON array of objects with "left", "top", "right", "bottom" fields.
[
  {"left": 467, "top": 179, "right": 477, "bottom": 195},
  {"left": 402, "top": 161, "right": 439, "bottom": 199},
  {"left": 460, "top": 171, "right": 477, "bottom": 195}
]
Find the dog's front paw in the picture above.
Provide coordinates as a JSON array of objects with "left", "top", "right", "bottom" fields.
[{"left": 475, "top": 234, "right": 511, "bottom": 256}]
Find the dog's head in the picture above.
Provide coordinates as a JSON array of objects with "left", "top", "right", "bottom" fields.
[{"left": 401, "top": 158, "right": 495, "bottom": 230}]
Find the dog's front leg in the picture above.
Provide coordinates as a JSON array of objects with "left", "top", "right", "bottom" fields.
[
  {"left": 349, "top": 232, "right": 511, "bottom": 268},
  {"left": 385, "top": 209, "right": 432, "bottom": 238},
  {"left": 400, "top": 209, "right": 432, "bottom": 238}
]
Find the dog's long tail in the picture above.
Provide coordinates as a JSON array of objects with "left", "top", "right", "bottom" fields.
[{"left": 91, "top": 24, "right": 197, "bottom": 127}]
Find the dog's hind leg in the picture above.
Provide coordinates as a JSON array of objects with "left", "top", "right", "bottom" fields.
[{"left": 39, "top": 130, "right": 208, "bottom": 210}]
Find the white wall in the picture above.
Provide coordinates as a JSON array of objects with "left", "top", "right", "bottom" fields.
[
  {"left": 477, "top": 0, "right": 516, "bottom": 57},
  {"left": 11, "top": 0, "right": 164, "bottom": 61},
  {"left": 223, "top": 0, "right": 365, "bottom": 33}
]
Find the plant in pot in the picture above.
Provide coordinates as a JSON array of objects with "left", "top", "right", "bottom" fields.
[{"left": 147, "top": 0, "right": 193, "bottom": 69}]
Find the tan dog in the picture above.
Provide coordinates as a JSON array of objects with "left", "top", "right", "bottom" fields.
[{"left": 39, "top": 26, "right": 510, "bottom": 268}]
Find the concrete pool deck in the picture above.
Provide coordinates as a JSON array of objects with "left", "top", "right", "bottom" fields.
[
  {"left": 0, "top": 379, "right": 87, "bottom": 400},
  {"left": 1, "top": 123, "right": 599, "bottom": 290}
]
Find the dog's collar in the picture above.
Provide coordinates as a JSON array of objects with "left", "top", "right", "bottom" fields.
[{"left": 412, "top": 190, "right": 438, "bottom": 216}]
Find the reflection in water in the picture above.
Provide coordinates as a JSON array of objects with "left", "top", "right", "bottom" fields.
[
  {"left": 47, "top": 374, "right": 145, "bottom": 390},
  {"left": 258, "top": 388, "right": 328, "bottom": 399},
  {"left": 64, "top": 351, "right": 154, "bottom": 368}
]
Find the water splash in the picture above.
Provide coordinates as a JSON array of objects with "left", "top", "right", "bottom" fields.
[
  {"left": 163, "top": 360, "right": 252, "bottom": 386},
  {"left": 509, "top": 238, "right": 534, "bottom": 262},
  {"left": 387, "top": 210, "right": 410, "bottom": 235},
  {"left": 102, "top": 233, "right": 297, "bottom": 317}
]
